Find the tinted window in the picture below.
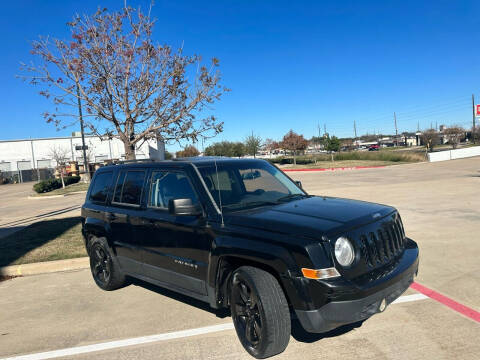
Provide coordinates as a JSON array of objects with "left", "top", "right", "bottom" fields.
[
  {"left": 198, "top": 161, "right": 305, "bottom": 212},
  {"left": 113, "top": 170, "right": 146, "bottom": 205},
  {"left": 89, "top": 171, "right": 113, "bottom": 203},
  {"left": 149, "top": 170, "right": 198, "bottom": 209}
]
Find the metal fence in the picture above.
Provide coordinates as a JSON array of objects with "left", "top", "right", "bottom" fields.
[{"left": 0, "top": 168, "right": 55, "bottom": 184}]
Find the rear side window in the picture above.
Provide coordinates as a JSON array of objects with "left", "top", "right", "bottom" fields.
[
  {"left": 113, "top": 170, "right": 146, "bottom": 206},
  {"left": 89, "top": 171, "right": 113, "bottom": 203}
]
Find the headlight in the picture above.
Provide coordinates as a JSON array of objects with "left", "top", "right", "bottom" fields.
[{"left": 335, "top": 237, "right": 355, "bottom": 267}]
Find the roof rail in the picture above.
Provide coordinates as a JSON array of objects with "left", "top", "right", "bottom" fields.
[{"left": 104, "top": 158, "right": 159, "bottom": 166}]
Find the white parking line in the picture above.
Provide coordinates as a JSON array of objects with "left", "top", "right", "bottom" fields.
[
  {"left": 1, "top": 294, "right": 428, "bottom": 360},
  {"left": 391, "top": 293, "right": 429, "bottom": 304}
]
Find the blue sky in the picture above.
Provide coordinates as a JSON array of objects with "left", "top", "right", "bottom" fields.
[{"left": 1, "top": 0, "right": 480, "bottom": 152}]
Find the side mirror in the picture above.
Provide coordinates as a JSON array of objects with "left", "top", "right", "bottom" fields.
[
  {"left": 295, "top": 180, "right": 302, "bottom": 189},
  {"left": 168, "top": 198, "right": 202, "bottom": 216}
]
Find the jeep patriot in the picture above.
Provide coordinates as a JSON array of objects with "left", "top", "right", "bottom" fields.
[{"left": 82, "top": 157, "right": 419, "bottom": 358}]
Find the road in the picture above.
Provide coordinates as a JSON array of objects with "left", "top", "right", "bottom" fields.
[{"left": 1, "top": 157, "right": 479, "bottom": 359}]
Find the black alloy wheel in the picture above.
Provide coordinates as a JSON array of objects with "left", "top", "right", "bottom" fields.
[
  {"left": 230, "top": 266, "right": 290, "bottom": 358},
  {"left": 88, "top": 236, "right": 126, "bottom": 291},
  {"left": 91, "top": 244, "right": 111, "bottom": 286},
  {"left": 232, "top": 277, "right": 263, "bottom": 348}
]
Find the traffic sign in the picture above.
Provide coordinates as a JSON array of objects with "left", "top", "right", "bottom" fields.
[{"left": 476, "top": 104, "right": 480, "bottom": 117}]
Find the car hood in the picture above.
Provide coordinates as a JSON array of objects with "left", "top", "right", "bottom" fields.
[{"left": 225, "top": 196, "right": 395, "bottom": 240}]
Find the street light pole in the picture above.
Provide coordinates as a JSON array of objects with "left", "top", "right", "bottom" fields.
[
  {"left": 76, "top": 81, "right": 90, "bottom": 181},
  {"left": 472, "top": 94, "right": 476, "bottom": 145}
]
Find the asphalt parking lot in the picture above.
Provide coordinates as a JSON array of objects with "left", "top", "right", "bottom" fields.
[{"left": 1, "top": 158, "right": 479, "bottom": 359}]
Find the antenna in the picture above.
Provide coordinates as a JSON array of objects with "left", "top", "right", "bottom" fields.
[{"left": 214, "top": 159, "right": 225, "bottom": 227}]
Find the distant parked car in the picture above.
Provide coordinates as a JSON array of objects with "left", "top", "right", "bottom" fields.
[{"left": 368, "top": 144, "right": 380, "bottom": 151}]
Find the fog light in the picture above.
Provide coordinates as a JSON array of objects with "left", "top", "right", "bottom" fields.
[{"left": 379, "top": 298, "right": 387, "bottom": 312}]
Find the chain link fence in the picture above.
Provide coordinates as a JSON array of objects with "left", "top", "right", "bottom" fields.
[{"left": 0, "top": 168, "right": 55, "bottom": 184}]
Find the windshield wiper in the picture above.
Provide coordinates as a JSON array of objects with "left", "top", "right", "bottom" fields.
[
  {"left": 277, "top": 193, "right": 307, "bottom": 202},
  {"left": 222, "top": 200, "right": 279, "bottom": 210}
]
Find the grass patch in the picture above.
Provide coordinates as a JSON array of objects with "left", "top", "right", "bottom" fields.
[
  {"left": 332, "top": 150, "right": 425, "bottom": 162},
  {"left": 32, "top": 181, "right": 89, "bottom": 197},
  {"left": 0, "top": 217, "right": 87, "bottom": 266},
  {"left": 271, "top": 150, "right": 425, "bottom": 167},
  {"left": 279, "top": 160, "right": 407, "bottom": 169}
]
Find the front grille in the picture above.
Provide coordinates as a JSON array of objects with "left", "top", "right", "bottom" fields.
[{"left": 359, "top": 215, "right": 406, "bottom": 268}]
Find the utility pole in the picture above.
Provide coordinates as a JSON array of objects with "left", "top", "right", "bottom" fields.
[
  {"left": 317, "top": 123, "right": 321, "bottom": 151},
  {"left": 76, "top": 81, "right": 90, "bottom": 182},
  {"left": 251, "top": 130, "right": 256, "bottom": 158},
  {"left": 417, "top": 121, "right": 420, "bottom": 132},
  {"left": 394, "top": 112, "right": 398, "bottom": 146},
  {"left": 472, "top": 94, "right": 476, "bottom": 144},
  {"left": 353, "top": 120, "right": 358, "bottom": 149}
]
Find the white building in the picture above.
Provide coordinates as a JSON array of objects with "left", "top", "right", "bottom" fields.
[{"left": 0, "top": 134, "right": 165, "bottom": 172}]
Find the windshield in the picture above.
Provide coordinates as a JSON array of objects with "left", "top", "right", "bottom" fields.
[{"left": 197, "top": 160, "right": 306, "bottom": 212}]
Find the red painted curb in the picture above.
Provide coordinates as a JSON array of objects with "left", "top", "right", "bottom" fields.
[
  {"left": 282, "top": 165, "right": 386, "bottom": 172},
  {"left": 411, "top": 282, "right": 480, "bottom": 322}
]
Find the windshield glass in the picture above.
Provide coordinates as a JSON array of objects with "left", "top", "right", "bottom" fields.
[{"left": 197, "top": 160, "right": 306, "bottom": 212}]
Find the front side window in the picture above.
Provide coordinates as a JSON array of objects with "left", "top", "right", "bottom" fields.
[
  {"left": 198, "top": 161, "right": 306, "bottom": 212},
  {"left": 148, "top": 170, "right": 198, "bottom": 209},
  {"left": 113, "top": 170, "right": 146, "bottom": 206},
  {"left": 89, "top": 171, "right": 113, "bottom": 203}
]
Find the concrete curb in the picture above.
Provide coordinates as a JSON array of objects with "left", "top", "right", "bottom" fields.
[
  {"left": 27, "top": 190, "right": 87, "bottom": 200},
  {"left": 0, "top": 257, "right": 89, "bottom": 277}
]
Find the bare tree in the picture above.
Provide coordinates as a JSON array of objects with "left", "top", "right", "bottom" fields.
[
  {"left": 443, "top": 126, "right": 464, "bottom": 149},
  {"left": 244, "top": 132, "right": 262, "bottom": 158},
  {"left": 49, "top": 145, "right": 70, "bottom": 188},
  {"left": 264, "top": 138, "right": 275, "bottom": 154},
  {"left": 421, "top": 129, "right": 439, "bottom": 153},
  {"left": 280, "top": 130, "right": 308, "bottom": 165},
  {"left": 21, "top": 4, "right": 228, "bottom": 160}
]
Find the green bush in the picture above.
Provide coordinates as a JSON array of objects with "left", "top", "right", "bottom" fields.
[
  {"left": 33, "top": 179, "right": 62, "bottom": 193},
  {"left": 64, "top": 176, "right": 81, "bottom": 186},
  {"left": 269, "top": 156, "right": 316, "bottom": 165},
  {"left": 33, "top": 176, "right": 80, "bottom": 193}
]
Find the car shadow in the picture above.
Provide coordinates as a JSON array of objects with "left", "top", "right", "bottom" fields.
[{"left": 290, "top": 317, "right": 364, "bottom": 343}]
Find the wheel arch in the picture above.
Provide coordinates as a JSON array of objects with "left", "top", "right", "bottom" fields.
[
  {"left": 82, "top": 218, "right": 112, "bottom": 252},
  {"left": 214, "top": 255, "right": 295, "bottom": 310}
]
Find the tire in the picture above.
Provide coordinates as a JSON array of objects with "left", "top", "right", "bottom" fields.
[
  {"left": 230, "top": 266, "right": 290, "bottom": 358},
  {"left": 88, "top": 236, "right": 126, "bottom": 291}
]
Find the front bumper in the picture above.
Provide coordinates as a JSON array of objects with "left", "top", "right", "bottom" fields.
[{"left": 295, "top": 242, "right": 419, "bottom": 333}]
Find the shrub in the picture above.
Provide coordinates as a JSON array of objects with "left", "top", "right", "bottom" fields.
[
  {"left": 33, "top": 176, "right": 80, "bottom": 193},
  {"left": 33, "top": 179, "right": 62, "bottom": 193},
  {"left": 64, "top": 176, "right": 81, "bottom": 186}
]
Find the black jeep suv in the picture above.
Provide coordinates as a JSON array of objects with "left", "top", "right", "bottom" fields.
[{"left": 82, "top": 157, "right": 419, "bottom": 358}]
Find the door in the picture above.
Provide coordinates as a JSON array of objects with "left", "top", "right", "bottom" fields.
[
  {"left": 138, "top": 168, "right": 210, "bottom": 296},
  {"left": 108, "top": 168, "right": 147, "bottom": 275}
]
